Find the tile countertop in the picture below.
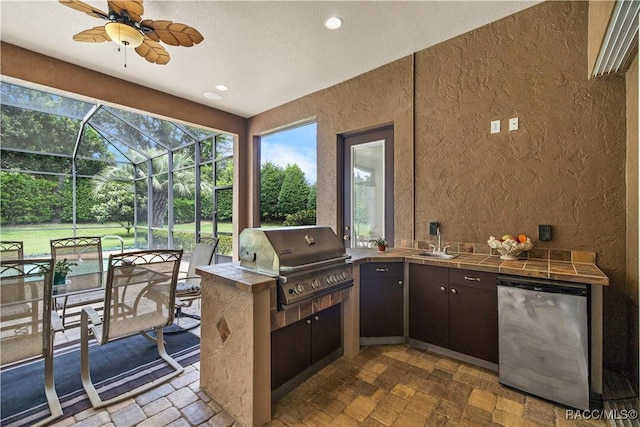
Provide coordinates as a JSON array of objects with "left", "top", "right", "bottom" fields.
[
  {"left": 347, "top": 247, "right": 609, "bottom": 286},
  {"left": 196, "top": 262, "right": 276, "bottom": 293}
]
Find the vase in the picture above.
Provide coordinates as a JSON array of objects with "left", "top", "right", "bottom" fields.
[
  {"left": 377, "top": 245, "right": 386, "bottom": 252},
  {"left": 53, "top": 272, "right": 66, "bottom": 286}
]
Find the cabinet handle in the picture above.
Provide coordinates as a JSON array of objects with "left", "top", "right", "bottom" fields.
[
  {"left": 376, "top": 267, "right": 388, "bottom": 272},
  {"left": 398, "top": 280, "right": 403, "bottom": 285},
  {"left": 314, "top": 316, "right": 319, "bottom": 321},
  {"left": 306, "top": 319, "right": 312, "bottom": 324},
  {"left": 464, "top": 276, "right": 480, "bottom": 281},
  {"left": 451, "top": 288, "right": 457, "bottom": 294},
  {"left": 440, "top": 286, "right": 446, "bottom": 292}
]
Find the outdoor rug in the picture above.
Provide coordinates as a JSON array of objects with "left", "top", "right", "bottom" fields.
[{"left": 1, "top": 331, "right": 200, "bottom": 426}]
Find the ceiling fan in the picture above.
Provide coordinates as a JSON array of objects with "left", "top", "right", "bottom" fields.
[{"left": 59, "top": 0, "right": 204, "bottom": 65}]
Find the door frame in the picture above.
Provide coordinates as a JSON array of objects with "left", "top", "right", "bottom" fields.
[{"left": 337, "top": 125, "right": 394, "bottom": 248}]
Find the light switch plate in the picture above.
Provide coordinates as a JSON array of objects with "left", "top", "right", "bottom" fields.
[
  {"left": 490, "top": 120, "right": 500, "bottom": 134},
  {"left": 509, "top": 117, "right": 519, "bottom": 131}
]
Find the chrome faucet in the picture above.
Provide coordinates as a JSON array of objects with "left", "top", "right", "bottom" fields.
[{"left": 429, "top": 227, "right": 451, "bottom": 255}]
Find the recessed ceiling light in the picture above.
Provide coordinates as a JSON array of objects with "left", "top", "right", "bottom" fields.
[
  {"left": 215, "top": 84, "right": 229, "bottom": 91},
  {"left": 324, "top": 16, "right": 342, "bottom": 30},
  {"left": 204, "top": 92, "right": 222, "bottom": 100}
]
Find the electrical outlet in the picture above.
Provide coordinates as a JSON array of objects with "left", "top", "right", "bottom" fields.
[
  {"left": 490, "top": 120, "right": 500, "bottom": 134},
  {"left": 538, "top": 224, "right": 552, "bottom": 241},
  {"left": 509, "top": 117, "right": 519, "bottom": 131}
]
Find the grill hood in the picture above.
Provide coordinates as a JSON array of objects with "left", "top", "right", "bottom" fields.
[{"left": 239, "top": 226, "right": 348, "bottom": 275}]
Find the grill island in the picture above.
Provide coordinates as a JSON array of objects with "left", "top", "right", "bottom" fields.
[{"left": 197, "top": 226, "right": 359, "bottom": 427}]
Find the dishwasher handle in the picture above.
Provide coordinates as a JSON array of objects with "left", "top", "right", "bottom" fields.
[{"left": 497, "top": 275, "right": 587, "bottom": 296}]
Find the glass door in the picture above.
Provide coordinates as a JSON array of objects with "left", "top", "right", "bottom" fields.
[{"left": 342, "top": 126, "right": 394, "bottom": 248}]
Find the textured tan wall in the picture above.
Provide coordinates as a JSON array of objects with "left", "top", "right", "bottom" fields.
[
  {"left": 247, "top": 57, "right": 414, "bottom": 242},
  {"left": 625, "top": 55, "right": 638, "bottom": 384},
  {"left": 415, "top": 1, "right": 627, "bottom": 369}
]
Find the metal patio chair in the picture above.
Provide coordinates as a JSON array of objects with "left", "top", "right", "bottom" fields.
[
  {"left": 169, "top": 237, "right": 218, "bottom": 332},
  {"left": 80, "top": 249, "right": 183, "bottom": 408},
  {"left": 0, "top": 241, "right": 24, "bottom": 261},
  {"left": 0, "top": 258, "right": 63, "bottom": 426},
  {"left": 50, "top": 236, "right": 104, "bottom": 327}
]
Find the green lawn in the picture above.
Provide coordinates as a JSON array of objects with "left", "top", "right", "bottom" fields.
[{"left": 0, "top": 223, "right": 138, "bottom": 256}]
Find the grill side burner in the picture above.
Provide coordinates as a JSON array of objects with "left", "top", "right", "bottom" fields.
[{"left": 239, "top": 226, "right": 353, "bottom": 310}]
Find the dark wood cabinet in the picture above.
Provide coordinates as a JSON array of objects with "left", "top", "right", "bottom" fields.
[
  {"left": 271, "top": 304, "right": 342, "bottom": 390},
  {"left": 311, "top": 303, "right": 342, "bottom": 364},
  {"left": 271, "top": 316, "right": 311, "bottom": 390},
  {"left": 409, "top": 264, "right": 498, "bottom": 363},
  {"left": 360, "top": 263, "right": 404, "bottom": 337},
  {"left": 408, "top": 265, "right": 449, "bottom": 347}
]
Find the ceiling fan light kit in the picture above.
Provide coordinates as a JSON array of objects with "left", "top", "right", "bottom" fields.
[
  {"left": 104, "top": 22, "right": 144, "bottom": 48},
  {"left": 59, "top": 0, "right": 204, "bottom": 65}
]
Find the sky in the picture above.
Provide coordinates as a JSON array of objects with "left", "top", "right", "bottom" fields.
[{"left": 261, "top": 122, "right": 317, "bottom": 184}]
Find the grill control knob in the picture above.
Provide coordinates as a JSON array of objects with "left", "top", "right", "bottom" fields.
[
  {"left": 294, "top": 284, "right": 305, "bottom": 294},
  {"left": 311, "top": 279, "right": 321, "bottom": 289}
]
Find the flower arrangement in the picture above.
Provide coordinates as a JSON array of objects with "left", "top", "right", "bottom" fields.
[{"left": 487, "top": 234, "right": 533, "bottom": 260}]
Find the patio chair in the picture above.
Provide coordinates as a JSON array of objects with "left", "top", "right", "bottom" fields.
[
  {"left": 80, "top": 249, "right": 183, "bottom": 408},
  {"left": 169, "top": 237, "right": 218, "bottom": 333},
  {"left": 50, "top": 236, "right": 104, "bottom": 327},
  {"left": 0, "top": 241, "right": 24, "bottom": 260},
  {"left": 0, "top": 258, "right": 63, "bottom": 426}
]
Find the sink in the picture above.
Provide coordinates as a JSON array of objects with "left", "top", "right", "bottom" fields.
[{"left": 417, "top": 252, "right": 459, "bottom": 260}]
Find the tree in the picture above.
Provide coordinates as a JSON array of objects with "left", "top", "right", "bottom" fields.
[
  {"left": 93, "top": 149, "right": 210, "bottom": 228},
  {"left": 306, "top": 183, "right": 317, "bottom": 211},
  {"left": 1, "top": 105, "right": 109, "bottom": 175},
  {"left": 1, "top": 102, "right": 112, "bottom": 225},
  {"left": 260, "top": 162, "right": 285, "bottom": 222},
  {"left": 91, "top": 181, "right": 135, "bottom": 234},
  {"left": 277, "top": 164, "right": 309, "bottom": 217}
]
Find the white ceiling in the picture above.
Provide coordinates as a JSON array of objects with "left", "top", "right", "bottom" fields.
[{"left": 0, "top": 1, "right": 540, "bottom": 118}]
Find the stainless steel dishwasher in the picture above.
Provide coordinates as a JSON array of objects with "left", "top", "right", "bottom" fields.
[{"left": 497, "top": 275, "right": 589, "bottom": 410}]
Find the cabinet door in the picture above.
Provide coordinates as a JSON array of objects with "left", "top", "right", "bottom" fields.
[
  {"left": 449, "top": 284, "right": 498, "bottom": 363},
  {"left": 408, "top": 264, "right": 449, "bottom": 347},
  {"left": 360, "top": 263, "right": 404, "bottom": 337},
  {"left": 271, "top": 318, "right": 311, "bottom": 390},
  {"left": 311, "top": 303, "right": 342, "bottom": 364}
]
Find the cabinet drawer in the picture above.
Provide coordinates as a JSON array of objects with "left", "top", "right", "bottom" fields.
[
  {"left": 361, "top": 262, "right": 403, "bottom": 278},
  {"left": 409, "top": 264, "right": 448, "bottom": 284},
  {"left": 449, "top": 269, "right": 497, "bottom": 291}
]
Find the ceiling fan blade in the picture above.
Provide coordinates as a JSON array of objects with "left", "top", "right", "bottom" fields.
[
  {"left": 108, "top": 0, "right": 144, "bottom": 23},
  {"left": 58, "top": 0, "right": 108, "bottom": 20},
  {"left": 135, "top": 37, "right": 170, "bottom": 65},
  {"left": 72, "top": 26, "right": 111, "bottom": 43},
  {"left": 140, "top": 19, "right": 204, "bottom": 47}
]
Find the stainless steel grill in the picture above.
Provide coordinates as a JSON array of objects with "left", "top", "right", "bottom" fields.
[{"left": 238, "top": 226, "right": 353, "bottom": 310}]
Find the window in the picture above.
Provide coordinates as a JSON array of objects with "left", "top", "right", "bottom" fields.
[{"left": 259, "top": 122, "right": 317, "bottom": 227}]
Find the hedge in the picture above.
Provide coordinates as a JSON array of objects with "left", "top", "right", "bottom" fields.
[{"left": 150, "top": 229, "right": 232, "bottom": 257}]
